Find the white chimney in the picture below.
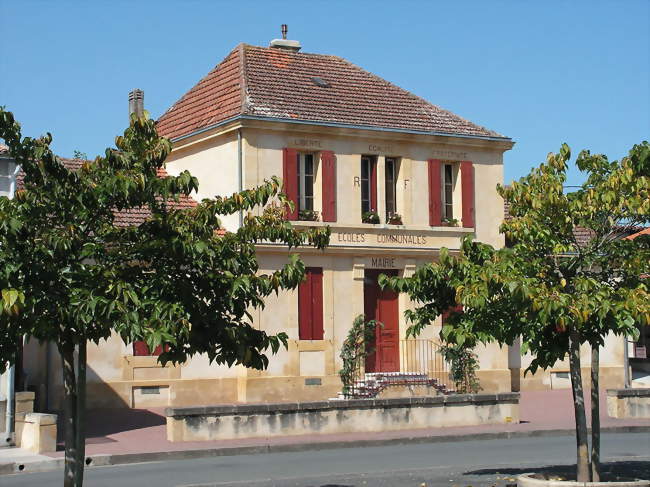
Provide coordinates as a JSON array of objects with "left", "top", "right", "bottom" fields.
[{"left": 269, "top": 24, "right": 301, "bottom": 52}]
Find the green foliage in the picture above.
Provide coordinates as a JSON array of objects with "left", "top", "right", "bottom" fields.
[
  {"left": 441, "top": 217, "right": 459, "bottom": 227},
  {"left": 387, "top": 213, "right": 403, "bottom": 225},
  {"left": 362, "top": 210, "right": 380, "bottom": 224},
  {"left": 298, "top": 209, "right": 319, "bottom": 221},
  {"left": 384, "top": 142, "right": 649, "bottom": 373},
  {"left": 0, "top": 108, "right": 331, "bottom": 372},
  {"left": 338, "top": 314, "right": 378, "bottom": 397},
  {"left": 440, "top": 343, "right": 481, "bottom": 394},
  {"left": 383, "top": 141, "right": 649, "bottom": 481}
]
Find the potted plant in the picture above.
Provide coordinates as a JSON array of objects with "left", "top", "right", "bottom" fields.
[
  {"left": 362, "top": 210, "right": 380, "bottom": 224},
  {"left": 441, "top": 217, "right": 459, "bottom": 227},
  {"left": 387, "top": 213, "right": 403, "bottom": 225},
  {"left": 298, "top": 209, "right": 320, "bottom": 222}
]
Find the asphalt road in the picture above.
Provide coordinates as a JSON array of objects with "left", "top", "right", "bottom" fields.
[{"left": 3, "top": 433, "right": 649, "bottom": 487}]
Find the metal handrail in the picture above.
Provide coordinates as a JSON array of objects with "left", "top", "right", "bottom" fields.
[{"left": 344, "top": 338, "right": 451, "bottom": 398}]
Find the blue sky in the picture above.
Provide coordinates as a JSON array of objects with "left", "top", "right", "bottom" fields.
[{"left": 1, "top": 0, "right": 648, "bottom": 186}]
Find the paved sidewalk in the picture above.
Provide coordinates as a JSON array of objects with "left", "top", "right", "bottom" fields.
[{"left": 1, "top": 389, "right": 648, "bottom": 472}]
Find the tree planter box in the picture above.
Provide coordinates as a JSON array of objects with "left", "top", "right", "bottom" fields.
[
  {"left": 165, "top": 393, "right": 519, "bottom": 442},
  {"left": 518, "top": 472, "right": 649, "bottom": 486},
  {"left": 606, "top": 388, "right": 650, "bottom": 419}
]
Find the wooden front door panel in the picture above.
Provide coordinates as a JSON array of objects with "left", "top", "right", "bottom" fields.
[{"left": 364, "top": 270, "right": 399, "bottom": 372}]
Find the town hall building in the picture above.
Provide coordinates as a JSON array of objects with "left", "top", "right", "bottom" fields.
[{"left": 18, "top": 33, "right": 630, "bottom": 410}]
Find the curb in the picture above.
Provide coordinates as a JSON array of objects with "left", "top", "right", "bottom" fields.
[{"left": 1, "top": 425, "right": 649, "bottom": 476}]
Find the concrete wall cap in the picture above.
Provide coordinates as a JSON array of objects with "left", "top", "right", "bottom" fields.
[
  {"left": 472, "top": 394, "right": 498, "bottom": 403},
  {"left": 607, "top": 388, "right": 650, "bottom": 398},
  {"left": 166, "top": 393, "right": 519, "bottom": 418},
  {"left": 497, "top": 392, "right": 521, "bottom": 401},
  {"left": 444, "top": 394, "right": 474, "bottom": 404},
  {"left": 24, "top": 413, "right": 57, "bottom": 425},
  {"left": 15, "top": 391, "right": 35, "bottom": 400}
]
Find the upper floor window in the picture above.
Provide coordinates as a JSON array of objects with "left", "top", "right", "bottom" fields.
[
  {"left": 442, "top": 163, "right": 454, "bottom": 220},
  {"left": 385, "top": 157, "right": 398, "bottom": 220},
  {"left": 361, "top": 156, "right": 377, "bottom": 217},
  {"left": 297, "top": 153, "right": 315, "bottom": 212}
]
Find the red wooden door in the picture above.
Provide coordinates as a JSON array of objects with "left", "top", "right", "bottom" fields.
[{"left": 364, "top": 270, "right": 399, "bottom": 372}]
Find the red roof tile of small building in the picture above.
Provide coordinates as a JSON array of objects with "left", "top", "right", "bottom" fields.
[
  {"left": 15, "top": 158, "right": 198, "bottom": 227},
  {"left": 157, "top": 44, "right": 508, "bottom": 141},
  {"left": 626, "top": 228, "right": 650, "bottom": 240}
]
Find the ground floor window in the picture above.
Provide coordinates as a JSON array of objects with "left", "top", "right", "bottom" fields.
[{"left": 298, "top": 267, "right": 324, "bottom": 340}]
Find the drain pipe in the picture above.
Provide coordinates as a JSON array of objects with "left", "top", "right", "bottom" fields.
[
  {"left": 4, "top": 366, "right": 14, "bottom": 444},
  {"left": 4, "top": 160, "right": 19, "bottom": 444},
  {"left": 623, "top": 337, "right": 631, "bottom": 388},
  {"left": 237, "top": 128, "right": 243, "bottom": 227}
]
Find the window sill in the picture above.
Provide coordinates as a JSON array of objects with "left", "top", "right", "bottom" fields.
[{"left": 291, "top": 221, "right": 475, "bottom": 233}]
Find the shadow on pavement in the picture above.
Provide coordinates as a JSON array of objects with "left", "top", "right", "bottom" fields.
[
  {"left": 465, "top": 460, "right": 650, "bottom": 480},
  {"left": 55, "top": 408, "right": 165, "bottom": 450}
]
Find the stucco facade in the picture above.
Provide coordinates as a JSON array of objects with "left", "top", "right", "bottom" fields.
[
  {"left": 16, "top": 42, "right": 627, "bottom": 411},
  {"left": 32, "top": 117, "right": 518, "bottom": 409}
]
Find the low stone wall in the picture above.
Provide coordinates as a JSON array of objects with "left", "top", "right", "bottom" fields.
[
  {"left": 607, "top": 388, "right": 650, "bottom": 419},
  {"left": 166, "top": 393, "right": 520, "bottom": 442}
]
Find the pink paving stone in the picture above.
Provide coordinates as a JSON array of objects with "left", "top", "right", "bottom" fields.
[{"left": 46, "top": 390, "right": 649, "bottom": 458}]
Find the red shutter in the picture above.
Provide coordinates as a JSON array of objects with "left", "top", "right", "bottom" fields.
[
  {"left": 321, "top": 151, "right": 337, "bottom": 222},
  {"left": 283, "top": 148, "right": 299, "bottom": 220},
  {"left": 133, "top": 341, "right": 165, "bottom": 356},
  {"left": 428, "top": 159, "right": 442, "bottom": 226},
  {"left": 310, "top": 268, "right": 324, "bottom": 339},
  {"left": 370, "top": 159, "right": 378, "bottom": 212},
  {"left": 133, "top": 341, "right": 150, "bottom": 356},
  {"left": 460, "top": 161, "right": 475, "bottom": 228},
  {"left": 441, "top": 304, "right": 464, "bottom": 324},
  {"left": 298, "top": 267, "right": 324, "bottom": 340}
]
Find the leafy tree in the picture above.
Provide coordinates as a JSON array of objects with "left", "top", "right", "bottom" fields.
[
  {"left": 382, "top": 142, "right": 649, "bottom": 482},
  {"left": 0, "top": 109, "right": 329, "bottom": 487},
  {"left": 338, "top": 315, "right": 378, "bottom": 397},
  {"left": 439, "top": 343, "right": 481, "bottom": 394}
]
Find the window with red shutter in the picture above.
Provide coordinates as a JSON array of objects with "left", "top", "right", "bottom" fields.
[
  {"left": 298, "top": 267, "right": 324, "bottom": 340},
  {"left": 460, "top": 161, "right": 475, "bottom": 228},
  {"left": 427, "top": 159, "right": 442, "bottom": 226},
  {"left": 282, "top": 148, "right": 299, "bottom": 220},
  {"left": 321, "top": 151, "right": 337, "bottom": 222}
]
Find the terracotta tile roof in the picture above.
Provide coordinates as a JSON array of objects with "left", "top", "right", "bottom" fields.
[
  {"left": 157, "top": 44, "right": 508, "bottom": 141},
  {"left": 16, "top": 158, "right": 198, "bottom": 227},
  {"left": 626, "top": 228, "right": 650, "bottom": 240},
  {"left": 503, "top": 202, "right": 644, "bottom": 248}
]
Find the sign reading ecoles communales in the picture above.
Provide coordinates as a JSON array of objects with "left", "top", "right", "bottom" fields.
[{"left": 336, "top": 232, "right": 428, "bottom": 246}]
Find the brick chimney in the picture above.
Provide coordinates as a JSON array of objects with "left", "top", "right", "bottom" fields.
[{"left": 128, "top": 89, "right": 144, "bottom": 118}]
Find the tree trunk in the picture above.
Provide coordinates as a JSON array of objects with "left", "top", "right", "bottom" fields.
[
  {"left": 74, "top": 341, "right": 87, "bottom": 487},
  {"left": 61, "top": 344, "right": 78, "bottom": 487},
  {"left": 591, "top": 345, "right": 601, "bottom": 482},
  {"left": 569, "top": 330, "right": 590, "bottom": 482}
]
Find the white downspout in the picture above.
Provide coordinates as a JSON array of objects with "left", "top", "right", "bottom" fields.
[
  {"left": 237, "top": 128, "right": 243, "bottom": 228},
  {"left": 4, "top": 160, "right": 19, "bottom": 444}
]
